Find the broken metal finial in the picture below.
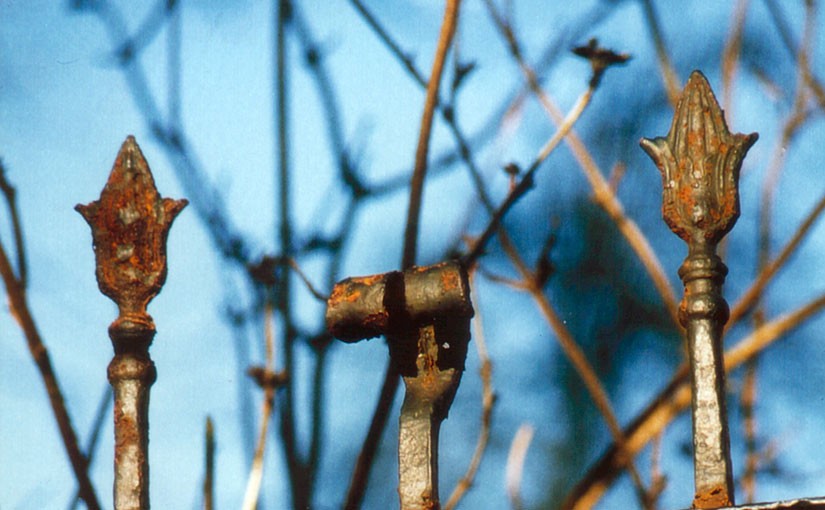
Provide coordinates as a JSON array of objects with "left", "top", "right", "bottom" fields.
[
  {"left": 77, "top": 136, "right": 186, "bottom": 510},
  {"left": 641, "top": 71, "right": 758, "bottom": 509},
  {"left": 76, "top": 135, "right": 188, "bottom": 335},
  {"left": 640, "top": 71, "right": 758, "bottom": 247},
  {"left": 326, "top": 261, "right": 474, "bottom": 509}
]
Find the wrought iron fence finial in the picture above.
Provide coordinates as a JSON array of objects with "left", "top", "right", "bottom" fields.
[
  {"left": 641, "top": 70, "right": 758, "bottom": 509},
  {"left": 78, "top": 135, "right": 187, "bottom": 510}
]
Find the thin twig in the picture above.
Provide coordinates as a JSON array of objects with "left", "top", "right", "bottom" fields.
[
  {"left": 349, "top": 0, "right": 427, "bottom": 88},
  {"left": 444, "top": 271, "right": 496, "bottom": 510},
  {"left": 475, "top": 5, "right": 655, "bottom": 506},
  {"left": 204, "top": 416, "right": 215, "bottom": 510},
  {"left": 0, "top": 161, "right": 27, "bottom": 287},
  {"left": 68, "top": 386, "right": 111, "bottom": 510},
  {"left": 241, "top": 305, "right": 277, "bottom": 510},
  {"left": 763, "top": 0, "right": 825, "bottom": 110},
  {"left": 81, "top": 0, "right": 254, "bottom": 266},
  {"left": 758, "top": 0, "right": 816, "bottom": 270},
  {"left": 402, "top": 0, "right": 462, "bottom": 269},
  {"left": 343, "top": 363, "right": 400, "bottom": 510},
  {"left": 729, "top": 189, "right": 825, "bottom": 326},
  {"left": 738, "top": 6, "right": 816, "bottom": 501},
  {"left": 291, "top": 5, "right": 351, "bottom": 188},
  {"left": 0, "top": 225, "right": 101, "bottom": 510},
  {"left": 307, "top": 344, "right": 329, "bottom": 488},
  {"left": 741, "top": 359, "right": 759, "bottom": 503},
  {"left": 505, "top": 424, "right": 534, "bottom": 510},
  {"left": 347, "top": 0, "right": 497, "bottom": 232},
  {"left": 463, "top": 83, "right": 598, "bottom": 266},
  {"left": 272, "top": 2, "right": 309, "bottom": 508},
  {"left": 109, "top": 0, "right": 177, "bottom": 65},
  {"left": 649, "top": 430, "right": 666, "bottom": 507},
  {"left": 721, "top": 0, "right": 750, "bottom": 117},
  {"left": 286, "top": 257, "right": 328, "bottom": 302},
  {"left": 563, "top": 292, "right": 825, "bottom": 509},
  {"left": 500, "top": 263, "right": 654, "bottom": 510},
  {"left": 730, "top": 2, "right": 820, "bottom": 328},
  {"left": 167, "top": 0, "right": 181, "bottom": 130},
  {"left": 477, "top": 168, "right": 653, "bottom": 508},
  {"left": 481, "top": 0, "right": 681, "bottom": 327},
  {"left": 640, "top": 0, "right": 680, "bottom": 107}
]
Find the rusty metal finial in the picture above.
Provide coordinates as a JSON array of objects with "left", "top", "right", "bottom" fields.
[
  {"left": 77, "top": 136, "right": 187, "bottom": 510},
  {"left": 641, "top": 71, "right": 758, "bottom": 247},
  {"left": 327, "top": 261, "right": 473, "bottom": 510},
  {"left": 77, "top": 135, "right": 188, "bottom": 337},
  {"left": 641, "top": 71, "right": 757, "bottom": 509}
]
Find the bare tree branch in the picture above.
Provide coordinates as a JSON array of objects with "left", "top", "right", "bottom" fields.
[{"left": 0, "top": 179, "right": 101, "bottom": 510}]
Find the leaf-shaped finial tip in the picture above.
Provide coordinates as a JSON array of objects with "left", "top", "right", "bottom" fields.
[
  {"left": 685, "top": 69, "right": 711, "bottom": 92},
  {"left": 640, "top": 70, "right": 758, "bottom": 245},
  {"left": 77, "top": 136, "right": 187, "bottom": 327}
]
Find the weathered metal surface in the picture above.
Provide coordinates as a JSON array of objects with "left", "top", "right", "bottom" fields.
[
  {"left": 327, "top": 261, "right": 473, "bottom": 509},
  {"left": 78, "top": 136, "right": 187, "bottom": 510},
  {"left": 642, "top": 71, "right": 757, "bottom": 509},
  {"left": 326, "top": 261, "right": 473, "bottom": 343},
  {"left": 680, "top": 496, "right": 825, "bottom": 510}
]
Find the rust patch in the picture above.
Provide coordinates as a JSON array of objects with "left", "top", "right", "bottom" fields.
[
  {"left": 77, "top": 136, "right": 187, "bottom": 324},
  {"left": 641, "top": 71, "right": 756, "bottom": 245},
  {"left": 328, "top": 283, "right": 361, "bottom": 305},
  {"left": 439, "top": 266, "right": 460, "bottom": 291},
  {"left": 351, "top": 273, "right": 386, "bottom": 287},
  {"left": 693, "top": 485, "right": 731, "bottom": 509},
  {"left": 361, "top": 311, "right": 389, "bottom": 331},
  {"left": 419, "top": 492, "right": 439, "bottom": 510},
  {"left": 113, "top": 404, "right": 139, "bottom": 453}
]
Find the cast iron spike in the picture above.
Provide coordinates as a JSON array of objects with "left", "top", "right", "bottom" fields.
[
  {"left": 641, "top": 71, "right": 757, "bottom": 509},
  {"left": 327, "top": 261, "right": 473, "bottom": 510},
  {"left": 77, "top": 136, "right": 187, "bottom": 510}
]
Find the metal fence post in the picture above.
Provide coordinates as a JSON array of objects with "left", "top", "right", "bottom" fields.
[
  {"left": 326, "top": 261, "right": 474, "bottom": 510},
  {"left": 641, "top": 71, "right": 758, "bottom": 509},
  {"left": 77, "top": 136, "right": 187, "bottom": 510}
]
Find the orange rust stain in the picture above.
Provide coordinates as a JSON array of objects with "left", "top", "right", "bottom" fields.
[
  {"left": 419, "top": 495, "right": 438, "bottom": 510},
  {"left": 361, "top": 312, "right": 389, "bottom": 330},
  {"left": 113, "top": 405, "right": 140, "bottom": 455},
  {"left": 328, "top": 283, "right": 361, "bottom": 305},
  {"left": 440, "top": 269, "right": 459, "bottom": 291},
  {"left": 328, "top": 273, "right": 388, "bottom": 305},
  {"left": 353, "top": 273, "right": 386, "bottom": 286},
  {"left": 410, "top": 264, "right": 434, "bottom": 274},
  {"left": 692, "top": 485, "right": 731, "bottom": 509}
]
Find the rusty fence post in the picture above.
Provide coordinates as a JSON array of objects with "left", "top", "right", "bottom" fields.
[
  {"left": 77, "top": 136, "right": 187, "bottom": 510},
  {"left": 327, "top": 261, "right": 474, "bottom": 510},
  {"left": 642, "top": 71, "right": 757, "bottom": 509}
]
